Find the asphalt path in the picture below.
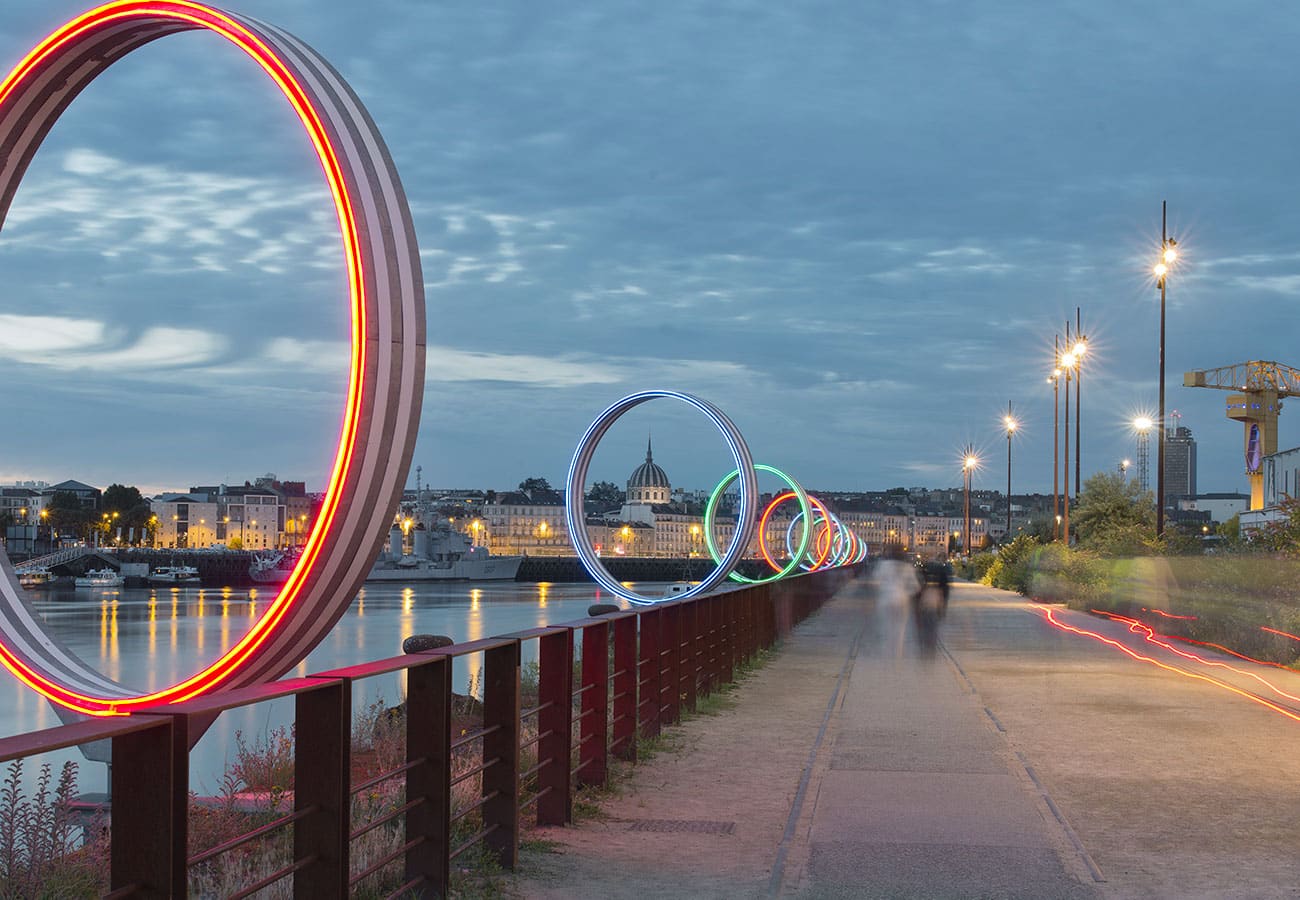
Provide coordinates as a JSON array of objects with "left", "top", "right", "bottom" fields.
[{"left": 514, "top": 570, "right": 1300, "bottom": 899}]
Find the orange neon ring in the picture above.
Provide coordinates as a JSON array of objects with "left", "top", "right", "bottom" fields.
[
  {"left": 0, "top": 2, "right": 425, "bottom": 716},
  {"left": 757, "top": 492, "right": 791, "bottom": 571},
  {"left": 758, "top": 491, "right": 802, "bottom": 572},
  {"left": 801, "top": 497, "right": 834, "bottom": 571}
]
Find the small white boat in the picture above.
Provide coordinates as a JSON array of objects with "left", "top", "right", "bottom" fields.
[
  {"left": 147, "top": 565, "right": 200, "bottom": 585},
  {"left": 16, "top": 566, "right": 53, "bottom": 588},
  {"left": 74, "top": 568, "right": 124, "bottom": 589},
  {"left": 248, "top": 551, "right": 298, "bottom": 585}
]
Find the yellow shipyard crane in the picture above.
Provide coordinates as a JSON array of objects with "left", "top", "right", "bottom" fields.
[{"left": 1184, "top": 360, "right": 1300, "bottom": 510}]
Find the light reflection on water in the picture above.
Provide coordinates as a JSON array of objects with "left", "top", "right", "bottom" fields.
[{"left": 2, "top": 579, "right": 651, "bottom": 795}]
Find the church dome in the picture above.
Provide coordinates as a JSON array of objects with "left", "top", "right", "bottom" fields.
[{"left": 626, "top": 438, "right": 671, "bottom": 504}]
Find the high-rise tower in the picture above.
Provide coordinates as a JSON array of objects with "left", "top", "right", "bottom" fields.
[{"left": 1164, "top": 425, "right": 1197, "bottom": 500}]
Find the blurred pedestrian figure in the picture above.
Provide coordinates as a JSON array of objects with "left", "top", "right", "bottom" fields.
[{"left": 911, "top": 559, "right": 950, "bottom": 654}]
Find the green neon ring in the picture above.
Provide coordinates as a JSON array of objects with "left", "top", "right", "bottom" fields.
[{"left": 703, "top": 464, "right": 811, "bottom": 584}]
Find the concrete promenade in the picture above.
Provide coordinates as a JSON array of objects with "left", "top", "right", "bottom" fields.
[{"left": 514, "top": 570, "right": 1300, "bottom": 899}]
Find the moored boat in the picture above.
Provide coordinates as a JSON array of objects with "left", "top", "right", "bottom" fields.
[
  {"left": 248, "top": 550, "right": 299, "bottom": 585},
  {"left": 367, "top": 522, "right": 522, "bottom": 582},
  {"left": 74, "top": 568, "right": 125, "bottom": 588},
  {"left": 16, "top": 566, "right": 53, "bottom": 588},
  {"left": 147, "top": 565, "right": 200, "bottom": 585}
]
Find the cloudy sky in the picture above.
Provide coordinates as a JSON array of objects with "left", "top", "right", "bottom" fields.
[{"left": 2, "top": 0, "right": 1298, "bottom": 499}]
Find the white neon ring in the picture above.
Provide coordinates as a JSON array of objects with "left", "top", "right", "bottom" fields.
[{"left": 564, "top": 390, "right": 757, "bottom": 605}]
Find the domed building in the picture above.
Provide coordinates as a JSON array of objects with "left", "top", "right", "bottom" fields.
[
  {"left": 626, "top": 437, "right": 671, "bottom": 506},
  {"left": 620, "top": 437, "right": 671, "bottom": 526},
  {"left": 611, "top": 436, "right": 737, "bottom": 556}
]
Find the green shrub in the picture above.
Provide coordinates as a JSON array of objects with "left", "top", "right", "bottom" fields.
[
  {"left": 985, "top": 535, "right": 1041, "bottom": 595},
  {"left": 1028, "top": 544, "right": 1110, "bottom": 608},
  {"left": 965, "top": 552, "right": 996, "bottom": 582}
]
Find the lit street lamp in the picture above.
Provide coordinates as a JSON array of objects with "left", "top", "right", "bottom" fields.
[
  {"left": 1048, "top": 337, "right": 1062, "bottom": 539},
  {"left": 962, "top": 448, "right": 978, "bottom": 555},
  {"left": 1072, "top": 313, "right": 1086, "bottom": 495},
  {"left": 1003, "top": 404, "right": 1017, "bottom": 539},
  {"left": 1061, "top": 348, "right": 1076, "bottom": 544},
  {"left": 1153, "top": 201, "right": 1178, "bottom": 537}
]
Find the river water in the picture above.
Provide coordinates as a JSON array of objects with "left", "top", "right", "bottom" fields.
[{"left": 1, "top": 579, "right": 653, "bottom": 795}]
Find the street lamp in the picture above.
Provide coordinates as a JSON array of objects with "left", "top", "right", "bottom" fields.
[
  {"left": 1060, "top": 348, "right": 1076, "bottom": 544},
  {"left": 1048, "top": 337, "right": 1062, "bottom": 539},
  {"left": 1003, "top": 404, "right": 1017, "bottom": 539},
  {"left": 962, "top": 448, "right": 977, "bottom": 555},
  {"left": 1153, "top": 201, "right": 1177, "bottom": 536},
  {"left": 1072, "top": 315, "right": 1086, "bottom": 495},
  {"left": 690, "top": 523, "right": 701, "bottom": 557}
]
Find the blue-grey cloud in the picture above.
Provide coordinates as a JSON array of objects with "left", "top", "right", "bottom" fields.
[{"left": 3, "top": 0, "right": 1300, "bottom": 498}]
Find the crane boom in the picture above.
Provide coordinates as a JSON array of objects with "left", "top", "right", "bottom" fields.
[{"left": 1183, "top": 360, "right": 1300, "bottom": 397}]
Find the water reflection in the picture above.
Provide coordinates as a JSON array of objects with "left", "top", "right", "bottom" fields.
[{"left": 2, "top": 580, "right": 655, "bottom": 794}]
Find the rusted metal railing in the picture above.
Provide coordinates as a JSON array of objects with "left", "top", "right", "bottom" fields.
[{"left": 0, "top": 565, "right": 856, "bottom": 897}]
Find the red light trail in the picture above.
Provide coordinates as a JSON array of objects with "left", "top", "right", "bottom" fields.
[{"left": 1035, "top": 606, "right": 1300, "bottom": 725}]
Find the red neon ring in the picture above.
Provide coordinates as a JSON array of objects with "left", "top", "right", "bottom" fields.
[{"left": 0, "top": 2, "right": 424, "bottom": 716}]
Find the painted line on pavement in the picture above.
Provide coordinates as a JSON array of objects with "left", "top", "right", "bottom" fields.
[
  {"left": 766, "top": 605, "right": 867, "bottom": 897},
  {"left": 940, "top": 637, "right": 1106, "bottom": 884}
]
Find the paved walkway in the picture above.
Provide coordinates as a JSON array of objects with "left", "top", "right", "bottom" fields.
[{"left": 513, "top": 569, "right": 1300, "bottom": 898}]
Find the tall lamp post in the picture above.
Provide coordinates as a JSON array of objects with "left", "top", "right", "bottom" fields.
[
  {"left": 1048, "top": 335, "right": 1062, "bottom": 540},
  {"left": 1061, "top": 348, "right": 1076, "bottom": 544},
  {"left": 1153, "top": 201, "right": 1178, "bottom": 537},
  {"left": 1072, "top": 312, "right": 1086, "bottom": 495},
  {"left": 1004, "top": 404, "right": 1017, "bottom": 539},
  {"left": 962, "top": 448, "right": 977, "bottom": 556}
]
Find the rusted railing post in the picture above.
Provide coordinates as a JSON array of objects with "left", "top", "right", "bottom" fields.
[
  {"left": 759, "top": 582, "right": 774, "bottom": 647},
  {"left": 406, "top": 654, "right": 452, "bottom": 895},
  {"left": 537, "top": 628, "right": 573, "bottom": 825},
  {"left": 718, "top": 592, "right": 734, "bottom": 685},
  {"left": 661, "top": 603, "right": 681, "bottom": 725},
  {"left": 637, "top": 606, "right": 661, "bottom": 741},
  {"left": 611, "top": 614, "right": 638, "bottom": 761},
  {"left": 578, "top": 620, "right": 609, "bottom": 788},
  {"left": 697, "top": 594, "right": 712, "bottom": 695},
  {"left": 738, "top": 589, "right": 754, "bottom": 664},
  {"left": 483, "top": 640, "right": 521, "bottom": 868},
  {"left": 295, "top": 678, "right": 351, "bottom": 899},
  {"left": 111, "top": 716, "right": 183, "bottom": 898},
  {"left": 709, "top": 592, "right": 722, "bottom": 688},
  {"left": 682, "top": 599, "right": 698, "bottom": 713}
]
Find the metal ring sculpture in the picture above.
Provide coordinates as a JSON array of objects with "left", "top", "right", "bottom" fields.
[
  {"left": 0, "top": 2, "right": 425, "bottom": 715},
  {"left": 565, "top": 391, "right": 758, "bottom": 605},
  {"left": 703, "top": 466, "right": 810, "bottom": 584},
  {"left": 757, "top": 491, "right": 806, "bottom": 573}
]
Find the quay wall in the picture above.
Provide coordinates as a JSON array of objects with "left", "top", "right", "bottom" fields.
[{"left": 48, "top": 549, "right": 779, "bottom": 586}]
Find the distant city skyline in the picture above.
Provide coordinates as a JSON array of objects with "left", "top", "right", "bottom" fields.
[{"left": 3, "top": 2, "right": 1300, "bottom": 497}]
